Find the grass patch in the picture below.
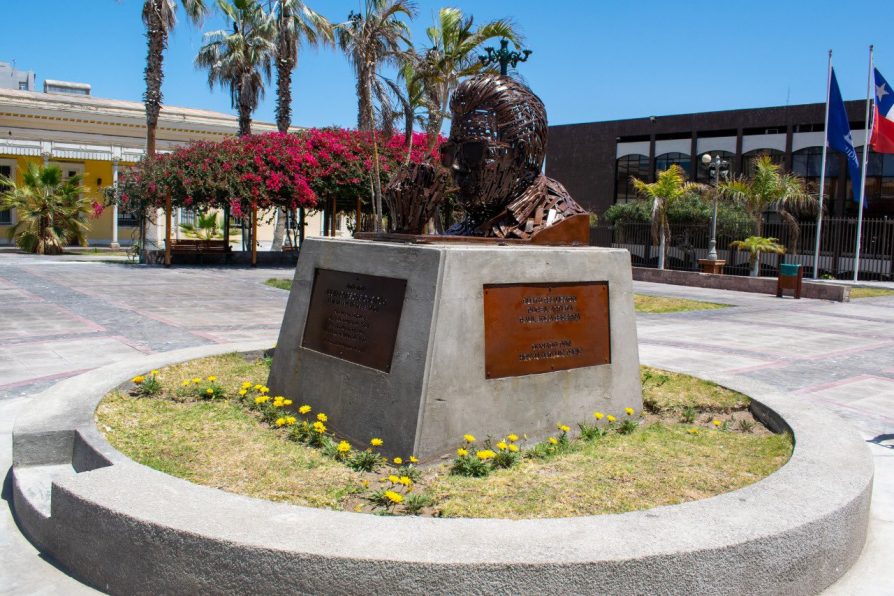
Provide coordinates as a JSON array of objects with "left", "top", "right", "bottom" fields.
[
  {"left": 634, "top": 294, "right": 731, "bottom": 314},
  {"left": 265, "top": 278, "right": 293, "bottom": 291},
  {"left": 97, "top": 357, "right": 790, "bottom": 518},
  {"left": 849, "top": 287, "right": 894, "bottom": 299}
]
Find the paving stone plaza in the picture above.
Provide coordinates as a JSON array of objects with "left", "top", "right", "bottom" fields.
[{"left": 1, "top": 252, "right": 892, "bottom": 594}]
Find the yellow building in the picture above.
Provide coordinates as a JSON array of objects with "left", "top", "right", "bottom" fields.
[{"left": 0, "top": 86, "right": 346, "bottom": 248}]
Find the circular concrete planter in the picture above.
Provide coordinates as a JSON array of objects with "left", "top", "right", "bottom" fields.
[{"left": 12, "top": 342, "right": 872, "bottom": 595}]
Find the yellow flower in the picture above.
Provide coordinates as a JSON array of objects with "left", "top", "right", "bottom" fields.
[
  {"left": 273, "top": 397, "right": 285, "bottom": 407},
  {"left": 354, "top": 504, "right": 363, "bottom": 512},
  {"left": 253, "top": 384, "right": 263, "bottom": 390},
  {"left": 625, "top": 407, "right": 635, "bottom": 416},
  {"left": 476, "top": 449, "right": 496, "bottom": 460},
  {"left": 548, "top": 437, "right": 559, "bottom": 445},
  {"left": 384, "top": 490, "right": 403, "bottom": 504},
  {"left": 275, "top": 417, "right": 286, "bottom": 427},
  {"left": 254, "top": 395, "right": 270, "bottom": 404},
  {"left": 241, "top": 381, "right": 252, "bottom": 389},
  {"left": 456, "top": 447, "right": 468, "bottom": 457},
  {"left": 150, "top": 370, "right": 159, "bottom": 376},
  {"left": 317, "top": 413, "right": 328, "bottom": 422},
  {"left": 259, "top": 386, "right": 269, "bottom": 394},
  {"left": 285, "top": 416, "right": 297, "bottom": 425},
  {"left": 393, "top": 457, "right": 403, "bottom": 465},
  {"left": 409, "top": 456, "right": 418, "bottom": 464},
  {"left": 370, "top": 438, "right": 383, "bottom": 447},
  {"left": 496, "top": 441, "right": 508, "bottom": 451},
  {"left": 132, "top": 375, "right": 145, "bottom": 384},
  {"left": 207, "top": 375, "right": 217, "bottom": 382},
  {"left": 205, "top": 388, "right": 213, "bottom": 395},
  {"left": 193, "top": 378, "right": 201, "bottom": 384},
  {"left": 238, "top": 389, "right": 247, "bottom": 396},
  {"left": 388, "top": 474, "right": 400, "bottom": 483},
  {"left": 688, "top": 428, "right": 700, "bottom": 435},
  {"left": 607, "top": 415, "right": 617, "bottom": 423},
  {"left": 181, "top": 380, "right": 190, "bottom": 387},
  {"left": 312, "top": 421, "right": 326, "bottom": 433},
  {"left": 299, "top": 405, "right": 311, "bottom": 415},
  {"left": 283, "top": 399, "right": 293, "bottom": 406},
  {"left": 712, "top": 419, "right": 721, "bottom": 427},
  {"left": 508, "top": 444, "right": 519, "bottom": 453},
  {"left": 398, "top": 476, "right": 412, "bottom": 486},
  {"left": 558, "top": 424, "right": 570, "bottom": 433},
  {"left": 463, "top": 434, "right": 476, "bottom": 443},
  {"left": 507, "top": 434, "right": 519, "bottom": 442},
  {"left": 337, "top": 441, "right": 351, "bottom": 453},
  {"left": 594, "top": 412, "right": 604, "bottom": 420}
]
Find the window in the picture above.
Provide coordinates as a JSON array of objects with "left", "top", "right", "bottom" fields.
[
  {"left": 654, "top": 152, "right": 691, "bottom": 179},
  {"left": 180, "top": 209, "right": 196, "bottom": 227},
  {"left": 791, "top": 147, "right": 839, "bottom": 201},
  {"left": 696, "top": 150, "right": 736, "bottom": 184},
  {"left": 846, "top": 147, "right": 894, "bottom": 216},
  {"left": 614, "top": 154, "right": 649, "bottom": 203},
  {"left": 18, "top": 81, "right": 28, "bottom": 91},
  {"left": 0, "top": 164, "right": 12, "bottom": 225},
  {"left": 742, "top": 149, "right": 785, "bottom": 174}
]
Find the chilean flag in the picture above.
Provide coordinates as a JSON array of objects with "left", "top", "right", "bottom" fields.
[{"left": 871, "top": 68, "right": 894, "bottom": 153}]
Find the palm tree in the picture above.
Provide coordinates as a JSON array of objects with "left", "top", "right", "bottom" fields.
[
  {"left": 196, "top": 0, "right": 277, "bottom": 136},
  {"left": 717, "top": 154, "right": 814, "bottom": 250},
  {"left": 730, "top": 236, "right": 785, "bottom": 277},
  {"left": 336, "top": 0, "right": 416, "bottom": 231},
  {"left": 416, "top": 7, "right": 520, "bottom": 149},
  {"left": 197, "top": 0, "right": 276, "bottom": 265},
  {"left": 179, "top": 212, "right": 222, "bottom": 240},
  {"left": 268, "top": 0, "right": 332, "bottom": 250},
  {"left": 632, "top": 164, "right": 704, "bottom": 270},
  {"left": 0, "top": 163, "right": 91, "bottom": 255}
]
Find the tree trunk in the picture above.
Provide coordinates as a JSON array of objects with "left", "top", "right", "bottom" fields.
[
  {"left": 751, "top": 254, "right": 760, "bottom": 277},
  {"left": 658, "top": 228, "right": 666, "bottom": 270},
  {"left": 357, "top": 66, "right": 373, "bottom": 131},
  {"left": 251, "top": 204, "right": 258, "bottom": 267},
  {"left": 164, "top": 193, "right": 172, "bottom": 267},
  {"left": 271, "top": 208, "right": 286, "bottom": 251},
  {"left": 298, "top": 207, "right": 305, "bottom": 244}
]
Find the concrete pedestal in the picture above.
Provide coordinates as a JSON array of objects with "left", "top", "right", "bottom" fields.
[
  {"left": 698, "top": 258, "right": 726, "bottom": 274},
  {"left": 268, "top": 238, "right": 642, "bottom": 460}
]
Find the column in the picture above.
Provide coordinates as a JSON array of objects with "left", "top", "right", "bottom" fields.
[{"left": 110, "top": 158, "right": 120, "bottom": 249}]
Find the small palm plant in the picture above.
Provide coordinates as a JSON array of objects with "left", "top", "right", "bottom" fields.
[
  {"left": 730, "top": 236, "right": 785, "bottom": 277},
  {"left": 179, "top": 212, "right": 222, "bottom": 240},
  {"left": 632, "top": 164, "right": 705, "bottom": 270},
  {"left": 0, "top": 163, "right": 92, "bottom": 254}
]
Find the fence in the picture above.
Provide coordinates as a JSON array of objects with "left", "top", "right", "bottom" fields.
[{"left": 592, "top": 217, "right": 894, "bottom": 281}]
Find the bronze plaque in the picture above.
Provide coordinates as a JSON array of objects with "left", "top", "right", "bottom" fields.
[
  {"left": 483, "top": 282, "right": 610, "bottom": 379},
  {"left": 302, "top": 269, "right": 407, "bottom": 372}
]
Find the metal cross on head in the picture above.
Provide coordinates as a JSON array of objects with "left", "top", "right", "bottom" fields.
[{"left": 479, "top": 38, "right": 532, "bottom": 76}]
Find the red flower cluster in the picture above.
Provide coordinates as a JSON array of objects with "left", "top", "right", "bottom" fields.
[{"left": 114, "top": 129, "right": 444, "bottom": 217}]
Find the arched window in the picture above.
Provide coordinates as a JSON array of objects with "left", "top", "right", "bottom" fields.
[
  {"left": 615, "top": 154, "right": 649, "bottom": 203},
  {"left": 791, "top": 147, "right": 839, "bottom": 201},
  {"left": 742, "top": 149, "right": 785, "bottom": 174},
  {"left": 847, "top": 147, "right": 894, "bottom": 216},
  {"left": 654, "top": 152, "right": 690, "bottom": 179},
  {"left": 696, "top": 150, "right": 735, "bottom": 184}
]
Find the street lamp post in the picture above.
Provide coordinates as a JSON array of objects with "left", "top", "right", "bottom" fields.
[
  {"left": 478, "top": 39, "right": 532, "bottom": 76},
  {"left": 698, "top": 153, "right": 729, "bottom": 274}
]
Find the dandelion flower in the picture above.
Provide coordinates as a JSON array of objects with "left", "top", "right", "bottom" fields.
[
  {"left": 409, "top": 456, "right": 418, "bottom": 464},
  {"left": 594, "top": 412, "right": 604, "bottom": 420},
  {"left": 370, "top": 438, "right": 383, "bottom": 447},
  {"left": 625, "top": 407, "right": 635, "bottom": 416},
  {"left": 337, "top": 441, "right": 351, "bottom": 453},
  {"left": 259, "top": 386, "right": 269, "bottom": 394},
  {"left": 317, "top": 413, "right": 328, "bottom": 422},
  {"left": 150, "top": 370, "right": 159, "bottom": 376},
  {"left": 688, "top": 428, "right": 699, "bottom": 435},
  {"left": 398, "top": 476, "right": 412, "bottom": 486},
  {"left": 312, "top": 421, "right": 326, "bottom": 433},
  {"left": 548, "top": 437, "right": 559, "bottom": 445},
  {"left": 384, "top": 490, "right": 403, "bottom": 504},
  {"left": 284, "top": 399, "right": 293, "bottom": 406},
  {"left": 275, "top": 417, "right": 286, "bottom": 427},
  {"left": 388, "top": 474, "right": 400, "bottom": 483},
  {"left": 254, "top": 384, "right": 263, "bottom": 390},
  {"left": 241, "top": 381, "right": 252, "bottom": 389},
  {"left": 393, "top": 457, "right": 403, "bottom": 465},
  {"left": 193, "top": 378, "right": 202, "bottom": 384},
  {"left": 607, "top": 415, "right": 617, "bottom": 423},
  {"left": 205, "top": 388, "right": 213, "bottom": 395},
  {"left": 207, "top": 375, "right": 217, "bottom": 382},
  {"left": 181, "top": 380, "right": 190, "bottom": 387},
  {"left": 285, "top": 416, "right": 296, "bottom": 425},
  {"left": 299, "top": 405, "right": 311, "bottom": 415},
  {"left": 456, "top": 447, "right": 468, "bottom": 457},
  {"left": 712, "top": 419, "right": 721, "bottom": 427},
  {"left": 463, "top": 434, "right": 476, "bottom": 443},
  {"left": 238, "top": 389, "right": 247, "bottom": 396},
  {"left": 132, "top": 375, "right": 145, "bottom": 384},
  {"left": 507, "top": 434, "right": 519, "bottom": 442},
  {"left": 496, "top": 441, "right": 508, "bottom": 451},
  {"left": 508, "top": 444, "right": 519, "bottom": 453},
  {"left": 476, "top": 449, "right": 496, "bottom": 460},
  {"left": 558, "top": 424, "right": 570, "bottom": 433}
]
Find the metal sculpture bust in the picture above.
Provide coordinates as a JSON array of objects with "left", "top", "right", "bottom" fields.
[{"left": 440, "top": 74, "right": 588, "bottom": 242}]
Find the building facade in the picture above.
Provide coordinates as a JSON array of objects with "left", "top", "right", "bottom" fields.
[{"left": 547, "top": 100, "right": 893, "bottom": 219}]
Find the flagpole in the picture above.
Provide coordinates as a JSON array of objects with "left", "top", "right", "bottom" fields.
[
  {"left": 853, "top": 44, "right": 874, "bottom": 281},
  {"left": 813, "top": 50, "right": 833, "bottom": 279}
]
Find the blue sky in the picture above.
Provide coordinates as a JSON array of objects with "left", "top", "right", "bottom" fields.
[{"left": 0, "top": 1, "right": 886, "bottom": 128}]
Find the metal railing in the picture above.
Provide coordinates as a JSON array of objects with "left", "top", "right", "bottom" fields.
[{"left": 592, "top": 217, "right": 894, "bottom": 280}]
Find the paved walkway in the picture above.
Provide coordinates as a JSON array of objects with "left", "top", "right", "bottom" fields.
[{"left": 0, "top": 253, "right": 891, "bottom": 594}]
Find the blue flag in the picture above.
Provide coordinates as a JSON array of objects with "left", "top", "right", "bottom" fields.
[{"left": 828, "top": 68, "right": 862, "bottom": 202}]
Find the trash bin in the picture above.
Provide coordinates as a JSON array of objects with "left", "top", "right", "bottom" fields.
[{"left": 777, "top": 263, "right": 803, "bottom": 299}]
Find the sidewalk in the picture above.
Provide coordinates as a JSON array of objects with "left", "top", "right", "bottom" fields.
[{"left": 0, "top": 256, "right": 891, "bottom": 593}]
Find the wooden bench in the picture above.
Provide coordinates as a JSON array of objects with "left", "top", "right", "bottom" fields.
[{"left": 169, "top": 239, "right": 230, "bottom": 264}]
